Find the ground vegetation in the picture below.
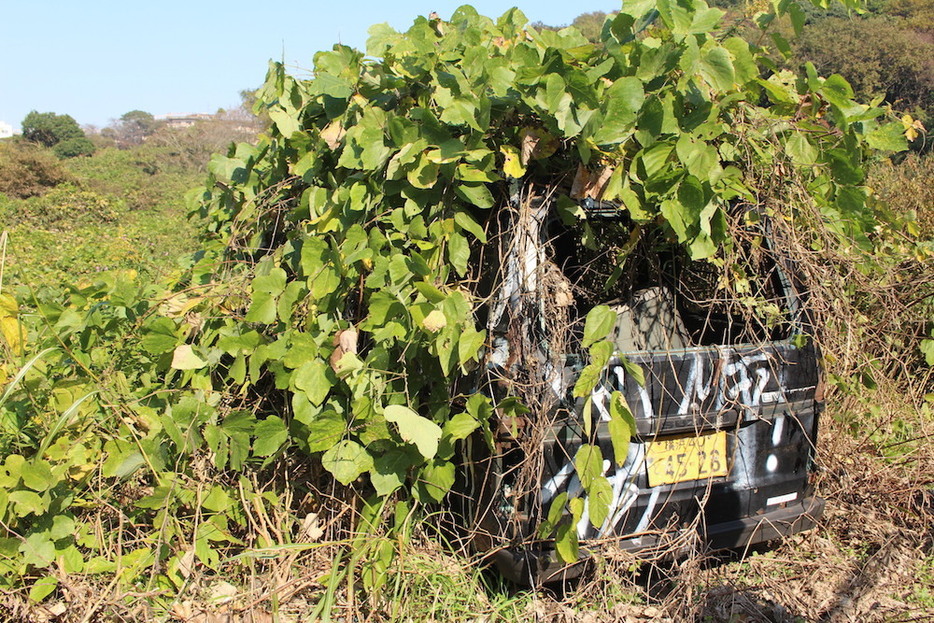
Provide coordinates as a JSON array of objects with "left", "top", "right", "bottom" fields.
[{"left": 0, "top": 1, "right": 930, "bottom": 621}]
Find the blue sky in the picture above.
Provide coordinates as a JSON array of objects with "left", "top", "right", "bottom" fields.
[{"left": 1, "top": 1, "right": 616, "bottom": 131}]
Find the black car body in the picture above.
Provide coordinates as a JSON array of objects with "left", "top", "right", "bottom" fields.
[{"left": 458, "top": 197, "right": 824, "bottom": 584}]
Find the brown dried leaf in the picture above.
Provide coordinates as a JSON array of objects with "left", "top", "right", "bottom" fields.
[
  {"left": 171, "top": 601, "right": 194, "bottom": 621},
  {"left": 570, "top": 165, "right": 614, "bottom": 199},
  {"left": 209, "top": 581, "right": 238, "bottom": 606},
  {"left": 320, "top": 121, "right": 346, "bottom": 150},
  {"left": 178, "top": 549, "right": 196, "bottom": 579},
  {"left": 519, "top": 127, "right": 557, "bottom": 163},
  {"left": 329, "top": 328, "right": 359, "bottom": 372}
]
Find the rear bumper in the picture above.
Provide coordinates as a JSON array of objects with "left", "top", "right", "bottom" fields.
[{"left": 489, "top": 496, "right": 825, "bottom": 585}]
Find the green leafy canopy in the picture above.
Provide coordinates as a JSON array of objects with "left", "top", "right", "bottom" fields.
[
  {"left": 182, "top": 0, "right": 906, "bottom": 509},
  {"left": 0, "top": 0, "right": 915, "bottom": 600}
]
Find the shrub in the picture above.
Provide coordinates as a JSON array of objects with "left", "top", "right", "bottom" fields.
[
  {"left": 52, "top": 136, "right": 96, "bottom": 159},
  {"left": 868, "top": 152, "right": 934, "bottom": 236},
  {"left": 0, "top": 142, "right": 72, "bottom": 199},
  {"left": 6, "top": 185, "right": 122, "bottom": 230}
]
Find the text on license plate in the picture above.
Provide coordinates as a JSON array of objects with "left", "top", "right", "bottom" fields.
[{"left": 645, "top": 431, "right": 729, "bottom": 487}]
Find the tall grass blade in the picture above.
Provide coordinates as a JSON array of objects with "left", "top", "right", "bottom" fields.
[
  {"left": 0, "top": 347, "right": 57, "bottom": 410},
  {"left": 0, "top": 230, "right": 8, "bottom": 294},
  {"left": 38, "top": 389, "right": 98, "bottom": 456}
]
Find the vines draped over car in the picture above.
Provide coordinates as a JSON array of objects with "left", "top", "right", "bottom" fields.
[
  {"left": 185, "top": 0, "right": 907, "bottom": 544},
  {"left": 0, "top": 0, "right": 924, "bottom": 609}
]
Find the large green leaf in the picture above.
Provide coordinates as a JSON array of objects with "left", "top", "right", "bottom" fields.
[
  {"left": 384, "top": 405, "right": 442, "bottom": 459},
  {"left": 294, "top": 360, "right": 333, "bottom": 406},
  {"left": 582, "top": 305, "right": 617, "bottom": 349},
  {"left": 608, "top": 392, "right": 636, "bottom": 466},
  {"left": 269, "top": 109, "right": 302, "bottom": 138},
  {"left": 416, "top": 459, "right": 455, "bottom": 503},
  {"left": 322, "top": 441, "right": 373, "bottom": 485},
  {"left": 171, "top": 345, "right": 206, "bottom": 370},
  {"left": 141, "top": 318, "right": 178, "bottom": 354},
  {"left": 866, "top": 122, "right": 909, "bottom": 153},
  {"left": 454, "top": 183, "right": 495, "bottom": 209},
  {"left": 574, "top": 444, "right": 603, "bottom": 488},
  {"left": 555, "top": 521, "right": 579, "bottom": 564},
  {"left": 786, "top": 132, "right": 819, "bottom": 166},
  {"left": 698, "top": 46, "right": 735, "bottom": 91},
  {"left": 245, "top": 290, "right": 277, "bottom": 324},
  {"left": 573, "top": 340, "right": 615, "bottom": 398},
  {"left": 592, "top": 77, "right": 644, "bottom": 145},
  {"left": 442, "top": 412, "right": 479, "bottom": 442},
  {"left": 371, "top": 450, "right": 415, "bottom": 496},
  {"left": 587, "top": 475, "right": 613, "bottom": 528},
  {"left": 253, "top": 416, "right": 289, "bottom": 457}
]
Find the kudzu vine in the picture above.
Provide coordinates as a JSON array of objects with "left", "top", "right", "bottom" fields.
[
  {"left": 0, "top": 0, "right": 910, "bottom": 604},
  {"left": 183, "top": 0, "right": 902, "bottom": 544}
]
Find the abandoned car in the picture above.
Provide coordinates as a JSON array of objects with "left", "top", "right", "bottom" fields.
[{"left": 457, "top": 193, "right": 825, "bottom": 584}]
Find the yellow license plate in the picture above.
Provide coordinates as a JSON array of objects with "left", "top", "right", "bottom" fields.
[{"left": 646, "top": 431, "right": 729, "bottom": 487}]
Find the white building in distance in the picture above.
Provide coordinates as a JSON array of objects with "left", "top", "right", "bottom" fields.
[
  {"left": 154, "top": 113, "right": 214, "bottom": 129},
  {"left": 0, "top": 121, "right": 14, "bottom": 139}
]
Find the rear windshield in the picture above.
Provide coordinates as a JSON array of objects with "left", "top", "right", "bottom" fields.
[{"left": 548, "top": 218, "right": 799, "bottom": 351}]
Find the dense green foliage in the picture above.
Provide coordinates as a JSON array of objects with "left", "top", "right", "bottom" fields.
[
  {"left": 0, "top": 141, "right": 204, "bottom": 286},
  {"left": 183, "top": 0, "right": 905, "bottom": 555},
  {"left": 51, "top": 136, "right": 96, "bottom": 159},
  {"left": 0, "top": 0, "right": 929, "bottom": 617},
  {"left": 21, "top": 111, "right": 95, "bottom": 158},
  {"left": 795, "top": 16, "right": 934, "bottom": 127},
  {"left": 686, "top": 0, "right": 932, "bottom": 151}
]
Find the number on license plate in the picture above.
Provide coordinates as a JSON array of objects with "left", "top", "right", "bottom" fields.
[{"left": 645, "top": 431, "right": 729, "bottom": 487}]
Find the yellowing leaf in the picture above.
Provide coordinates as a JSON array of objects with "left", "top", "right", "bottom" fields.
[
  {"left": 0, "top": 293, "right": 17, "bottom": 317},
  {"left": 0, "top": 294, "right": 22, "bottom": 355},
  {"left": 500, "top": 145, "right": 526, "bottom": 178},
  {"left": 0, "top": 316, "right": 24, "bottom": 355},
  {"left": 170, "top": 345, "right": 206, "bottom": 370},
  {"left": 422, "top": 310, "right": 447, "bottom": 332},
  {"left": 901, "top": 114, "right": 925, "bottom": 142}
]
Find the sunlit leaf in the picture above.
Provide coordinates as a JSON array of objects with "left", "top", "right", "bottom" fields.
[{"left": 384, "top": 405, "right": 442, "bottom": 459}]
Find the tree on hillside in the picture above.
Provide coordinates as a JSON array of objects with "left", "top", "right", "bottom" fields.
[
  {"left": 21, "top": 110, "right": 96, "bottom": 158},
  {"left": 105, "top": 110, "right": 161, "bottom": 147},
  {"left": 22, "top": 111, "right": 84, "bottom": 147},
  {"left": 571, "top": 11, "right": 609, "bottom": 41},
  {"left": 531, "top": 10, "right": 613, "bottom": 38}
]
